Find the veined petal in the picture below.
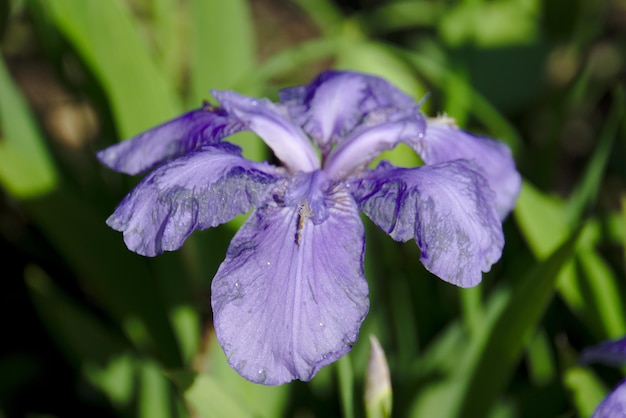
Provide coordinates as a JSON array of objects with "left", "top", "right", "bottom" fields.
[
  {"left": 353, "top": 161, "right": 503, "bottom": 287},
  {"left": 212, "top": 90, "right": 319, "bottom": 173},
  {"left": 280, "top": 70, "right": 419, "bottom": 151},
  {"left": 413, "top": 118, "right": 521, "bottom": 219},
  {"left": 211, "top": 187, "right": 369, "bottom": 385},
  {"left": 592, "top": 380, "right": 626, "bottom": 418},
  {"left": 97, "top": 106, "right": 243, "bottom": 175},
  {"left": 107, "top": 144, "right": 283, "bottom": 256},
  {"left": 324, "top": 116, "right": 425, "bottom": 180}
]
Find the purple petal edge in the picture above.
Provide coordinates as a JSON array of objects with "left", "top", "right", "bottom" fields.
[
  {"left": 107, "top": 144, "right": 283, "bottom": 256},
  {"left": 97, "top": 106, "right": 243, "bottom": 175},
  {"left": 353, "top": 160, "right": 503, "bottom": 287}
]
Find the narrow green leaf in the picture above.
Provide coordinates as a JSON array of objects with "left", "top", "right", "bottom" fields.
[
  {"left": 412, "top": 230, "right": 581, "bottom": 417},
  {"left": 25, "top": 265, "right": 136, "bottom": 408},
  {"left": 564, "top": 367, "right": 608, "bottom": 418},
  {"left": 453, "top": 229, "right": 582, "bottom": 418},
  {"left": 401, "top": 45, "right": 522, "bottom": 151},
  {"left": 139, "top": 360, "right": 176, "bottom": 418},
  {"left": 567, "top": 87, "right": 624, "bottom": 223},
  {"left": 337, "top": 354, "right": 355, "bottom": 418},
  {"left": 32, "top": 0, "right": 181, "bottom": 137},
  {"left": 24, "top": 186, "right": 184, "bottom": 367},
  {"left": 188, "top": 0, "right": 255, "bottom": 103},
  {"left": 0, "top": 55, "right": 57, "bottom": 197},
  {"left": 201, "top": 332, "right": 289, "bottom": 418},
  {"left": 169, "top": 372, "right": 252, "bottom": 418}
]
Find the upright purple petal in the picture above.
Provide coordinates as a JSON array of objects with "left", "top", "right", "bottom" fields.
[
  {"left": 211, "top": 187, "right": 369, "bottom": 385},
  {"left": 280, "top": 70, "right": 419, "bottom": 151},
  {"left": 353, "top": 161, "right": 503, "bottom": 287},
  {"left": 97, "top": 106, "right": 243, "bottom": 175},
  {"left": 324, "top": 115, "right": 426, "bottom": 180},
  {"left": 212, "top": 90, "right": 319, "bottom": 173},
  {"left": 413, "top": 118, "right": 521, "bottom": 219},
  {"left": 107, "top": 144, "right": 284, "bottom": 256},
  {"left": 593, "top": 380, "right": 626, "bottom": 418}
]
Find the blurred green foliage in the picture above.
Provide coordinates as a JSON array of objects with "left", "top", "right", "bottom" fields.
[{"left": 1, "top": 0, "right": 625, "bottom": 417}]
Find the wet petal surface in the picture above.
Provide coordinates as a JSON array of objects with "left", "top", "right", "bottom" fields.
[
  {"left": 353, "top": 161, "right": 503, "bottom": 287},
  {"left": 211, "top": 187, "right": 369, "bottom": 385},
  {"left": 107, "top": 144, "right": 283, "bottom": 256}
]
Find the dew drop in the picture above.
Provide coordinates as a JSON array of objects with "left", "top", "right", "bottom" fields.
[
  {"left": 266, "top": 261, "right": 271, "bottom": 266},
  {"left": 257, "top": 369, "right": 267, "bottom": 383}
]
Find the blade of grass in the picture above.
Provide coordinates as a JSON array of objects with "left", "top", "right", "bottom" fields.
[
  {"left": 188, "top": 0, "right": 255, "bottom": 103},
  {"left": 31, "top": 0, "right": 181, "bottom": 137},
  {"left": 567, "top": 87, "right": 624, "bottom": 223},
  {"left": 0, "top": 55, "right": 57, "bottom": 197},
  {"left": 337, "top": 355, "right": 355, "bottom": 418},
  {"left": 455, "top": 228, "right": 582, "bottom": 418}
]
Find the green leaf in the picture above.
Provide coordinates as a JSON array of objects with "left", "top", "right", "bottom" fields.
[
  {"left": 25, "top": 265, "right": 136, "bottom": 408},
  {"left": 453, "top": 229, "right": 582, "bottom": 418},
  {"left": 411, "top": 229, "right": 581, "bottom": 417},
  {"left": 32, "top": 0, "right": 181, "bottom": 137},
  {"left": 188, "top": 0, "right": 255, "bottom": 103},
  {"left": 0, "top": 55, "right": 57, "bottom": 197},
  {"left": 564, "top": 367, "right": 608, "bottom": 418},
  {"left": 567, "top": 87, "right": 624, "bottom": 223},
  {"left": 169, "top": 372, "right": 253, "bottom": 418},
  {"left": 337, "top": 355, "right": 355, "bottom": 418}
]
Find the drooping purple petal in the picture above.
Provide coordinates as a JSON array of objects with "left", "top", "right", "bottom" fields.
[
  {"left": 279, "top": 70, "right": 419, "bottom": 151},
  {"left": 592, "top": 380, "right": 626, "bottom": 418},
  {"left": 412, "top": 118, "right": 521, "bottom": 219},
  {"left": 97, "top": 106, "right": 243, "bottom": 175},
  {"left": 581, "top": 337, "right": 626, "bottom": 367},
  {"left": 211, "top": 186, "right": 369, "bottom": 385},
  {"left": 212, "top": 90, "right": 319, "bottom": 173},
  {"left": 353, "top": 160, "right": 503, "bottom": 287},
  {"left": 324, "top": 115, "right": 426, "bottom": 180},
  {"left": 107, "top": 144, "right": 284, "bottom": 256}
]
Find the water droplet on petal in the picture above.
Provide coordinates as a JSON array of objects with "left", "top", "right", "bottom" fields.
[
  {"left": 257, "top": 369, "right": 267, "bottom": 383},
  {"left": 266, "top": 261, "right": 271, "bottom": 266}
]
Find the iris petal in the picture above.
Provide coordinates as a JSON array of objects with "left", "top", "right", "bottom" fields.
[
  {"left": 107, "top": 144, "right": 283, "bottom": 256},
  {"left": 213, "top": 90, "right": 319, "bottom": 173},
  {"left": 280, "top": 70, "right": 418, "bottom": 151},
  {"left": 414, "top": 119, "right": 521, "bottom": 219},
  {"left": 353, "top": 161, "right": 503, "bottom": 287},
  {"left": 581, "top": 337, "right": 626, "bottom": 367},
  {"left": 211, "top": 187, "right": 369, "bottom": 385},
  {"left": 324, "top": 116, "right": 425, "bottom": 180},
  {"left": 97, "top": 106, "right": 242, "bottom": 175},
  {"left": 592, "top": 380, "right": 626, "bottom": 418}
]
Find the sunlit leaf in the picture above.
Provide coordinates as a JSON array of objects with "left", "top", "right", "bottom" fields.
[
  {"left": 31, "top": 0, "right": 181, "bottom": 137},
  {"left": 0, "top": 55, "right": 57, "bottom": 197}
]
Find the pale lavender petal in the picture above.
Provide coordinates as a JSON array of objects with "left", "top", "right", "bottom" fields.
[
  {"left": 581, "top": 337, "right": 626, "bottom": 367},
  {"left": 211, "top": 187, "right": 369, "bottom": 385},
  {"left": 212, "top": 90, "right": 319, "bottom": 173},
  {"left": 97, "top": 106, "right": 243, "bottom": 175},
  {"left": 107, "top": 144, "right": 284, "bottom": 256},
  {"left": 413, "top": 118, "right": 521, "bottom": 219},
  {"left": 280, "top": 70, "right": 419, "bottom": 151},
  {"left": 593, "top": 380, "right": 626, "bottom": 418},
  {"left": 353, "top": 161, "right": 503, "bottom": 287},
  {"left": 324, "top": 115, "right": 426, "bottom": 180}
]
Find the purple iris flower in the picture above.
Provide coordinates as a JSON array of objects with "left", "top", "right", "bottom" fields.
[
  {"left": 581, "top": 337, "right": 626, "bottom": 417},
  {"left": 97, "top": 70, "right": 521, "bottom": 385}
]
